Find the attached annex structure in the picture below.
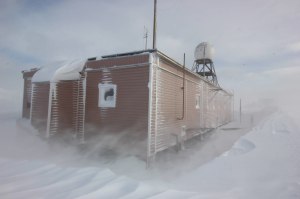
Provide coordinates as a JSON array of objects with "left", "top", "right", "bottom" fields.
[
  {"left": 22, "top": 60, "right": 87, "bottom": 139},
  {"left": 22, "top": 49, "right": 233, "bottom": 164}
]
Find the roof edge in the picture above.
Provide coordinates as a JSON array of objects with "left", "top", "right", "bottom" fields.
[{"left": 101, "top": 49, "right": 157, "bottom": 59}]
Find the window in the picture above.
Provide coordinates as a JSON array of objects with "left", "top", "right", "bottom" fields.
[{"left": 98, "top": 84, "right": 117, "bottom": 108}]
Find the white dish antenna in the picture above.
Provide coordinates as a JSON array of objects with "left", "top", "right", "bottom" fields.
[
  {"left": 192, "top": 42, "right": 219, "bottom": 86},
  {"left": 194, "top": 42, "right": 213, "bottom": 62}
]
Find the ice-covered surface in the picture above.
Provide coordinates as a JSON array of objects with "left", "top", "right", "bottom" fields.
[
  {"left": 52, "top": 59, "right": 86, "bottom": 82},
  {"left": 32, "top": 59, "right": 86, "bottom": 83},
  {"left": 31, "top": 61, "right": 67, "bottom": 83},
  {"left": 0, "top": 108, "right": 299, "bottom": 198}
]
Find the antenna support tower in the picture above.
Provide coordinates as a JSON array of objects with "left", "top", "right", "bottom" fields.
[
  {"left": 192, "top": 42, "right": 219, "bottom": 86},
  {"left": 194, "top": 59, "right": 219, "bottom": 86}
]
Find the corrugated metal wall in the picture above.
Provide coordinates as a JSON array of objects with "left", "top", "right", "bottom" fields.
[{"left": 148, "top": 52, "right": 233, "bottom": 160}]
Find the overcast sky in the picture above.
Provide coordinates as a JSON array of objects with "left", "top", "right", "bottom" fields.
[{"left": 0, "top": 0, "right": 299, "bottom": 116}]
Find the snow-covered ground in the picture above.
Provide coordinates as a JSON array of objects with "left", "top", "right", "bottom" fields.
[
  {"left": 173, "top": 112, "right": 300, "bottom": 198},
  {"left": 0, "top": 107, "right": 299, "bottom": 199}
]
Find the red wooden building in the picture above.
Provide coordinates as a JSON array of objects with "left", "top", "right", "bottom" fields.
[{"left": 22, "top": 49, "right": 233, "bottom": 164}]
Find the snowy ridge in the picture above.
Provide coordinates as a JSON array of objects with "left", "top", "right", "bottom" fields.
[{"left": 0, "top": 159, "right": 199, "bottom": 199}]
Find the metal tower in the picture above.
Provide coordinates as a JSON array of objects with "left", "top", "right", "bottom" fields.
[
  {"left": 192, "top": 42, "right": 219, "bottom": 87},
  {"left": 193, "top": 59, "right": 219, "bottom": 86}
]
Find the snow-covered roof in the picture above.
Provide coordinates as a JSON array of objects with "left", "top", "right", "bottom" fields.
[{"left": 32, "top": 59, "right": 86, "bottom": 83}]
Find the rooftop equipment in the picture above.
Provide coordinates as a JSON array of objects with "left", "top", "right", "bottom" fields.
[{"left": 192, "top": 42, "right": 219, "bottom": 86}]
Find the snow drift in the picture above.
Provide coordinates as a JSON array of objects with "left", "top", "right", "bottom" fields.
[{"left": 0, "top": 108, "right": 299, "bottom": 198}]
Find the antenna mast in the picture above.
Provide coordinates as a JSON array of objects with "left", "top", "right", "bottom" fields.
[
  {"left": 153, "top": 0, "right": 157, "bottom": 49},
  {"left": 144, "top": 26, "right": 148, "bottom": 50}
]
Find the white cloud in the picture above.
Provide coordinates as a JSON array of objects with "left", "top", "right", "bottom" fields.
[
  {"left": 0, "top": 88, "right": 11, "bottom": 100},
  {"left": 1, "top": 0, "right": 299, "bottom": 66},
  {"left": 286, "top": 42, "right": 300, "bottom": 53},
  {"left": 0, "top": 0, "right": 300, "bottom": 114},
  {"left": 0, "top": 87, "right": 21, "bottom": 113},
  {"left": 263, "top": 65, "right": 300, "bottom": 78}
]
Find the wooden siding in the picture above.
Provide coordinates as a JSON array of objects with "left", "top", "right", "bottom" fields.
[
  {"left": 47, "top": 81, "right": 77, "bottom": 136},
  {"left": 85, "top": 54, "right": 150, "bottom": 142},
  {"left": 148, "top": 55, "right": 158, "bottom": 159},
  {"left": 31, "top": 82, "right": 49, "bottom": 135},
  {"left": 25, "top": 51, "right": 232, "bottom": 162},
  {"left": 22, "top": 70, "right": 38, "bottom": 119},
  {"left": 30, "top": 81, "right": 81, "bottom": 137},
  {"left": 149, "top": 52, "right": 233, "bottom": 156},
  {"left": 87, "top": 54, "right": 149, "bottom": 69}
]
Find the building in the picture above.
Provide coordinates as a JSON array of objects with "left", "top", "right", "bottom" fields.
[{"left": 22, "top": 49, "right": 233, "bottom": 165}]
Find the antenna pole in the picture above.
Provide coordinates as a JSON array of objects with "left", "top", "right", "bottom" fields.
[
  {"left": 144, "top": 26, "right": 148, "bottom": 50},
  {"left": 153, "top": 0, "right": 157, "bottom": 49},
  {"left": 145, "top": 32, "right": 148, "bottom": 50}
]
